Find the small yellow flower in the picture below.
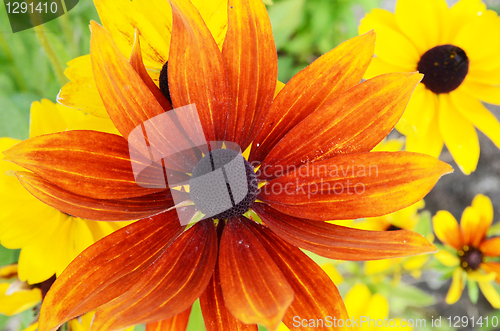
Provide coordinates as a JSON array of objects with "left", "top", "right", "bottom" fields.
[
  {"left": 0, "top": 265, "right": 41, "bottom": 316},
  {"left": 433, "top": 194, "right": 500, "bottom": 308},
  {"left": 360, "top": 0, "right": 500, "bottom": 175},
  {"left": 0, "top": 99, "right": 129, "bottom": 284}
]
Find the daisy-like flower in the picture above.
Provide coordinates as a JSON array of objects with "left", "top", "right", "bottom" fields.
[
  {"left": 359, "top": 0, "right": 500, "bottom": 174},
  {"left": 433, "top": 194, "right": 500, "bottom": 308},
  {"left": 4, "top": 0, "right": 452, "bottom": 330},
  {"left": 0, "top": 99, "right": 131, "bottom": 285}
]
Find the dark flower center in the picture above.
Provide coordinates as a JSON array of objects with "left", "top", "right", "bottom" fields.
[
  {"left": 159, "top": 61, "right": 173, "bottom": 105},
  {"left": 386, "top": 224, "right": 402, "bottom": 231},
  {"left": 417, "top": 44, "right": 469, "bottom": 94},
  {"left": 189, "top": 149, "right": 258, "bottom": 220},
  {"left": 458, "top": 246, "right": 483, "bottom": 271}
]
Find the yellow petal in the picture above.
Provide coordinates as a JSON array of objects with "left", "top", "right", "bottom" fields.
[
  {"left": 438, "top": 93, "right": 479, "bottom": 175},
  {"left": 468, "top": 271, "right": 497, "bottom": 282},
  {"left": 444, "top": 0, "right": 486, "bottom": 42},
  {"left": 395, "top": 0, "right": 449, "bottom": 54},
  {"left": 446, "top": 267, "right": 465, "bottom": 304},
  {"left": 29, "top": 99, "right": 87, "bottom": 138},
  {"left": 434, "top": 250, "right": 460, "bottom": 267},
  {"left": 405, "top": 113, "right": 443, "bottom": 158},
  {"left": 359, "top": 9, "right": 420, "bottom": 69},
  {"left": 0, "top": 264, "right": 18, "bottom": 279},
  {"left": 66, "top": 116, "right": 121, "bottom": 136},
  {"left": 459, "top": 80, "right": 500, "bottom": 105},
  {"left": 0, "top": 137, "right": 20, "bottom": 158},
  {"left": 0, "top": 282, "right": 41, "bottom": 315},
  {"left": 403, "top": 254, "right": 430, "bottom": 270},
  {"left": 478, "top": 280, "right": 500, "bottom": 308},
  {"left": 344, "top": 283, "right": 371, "bottom": 318},
  {"left": 451, "top": 91, "right": 500, "bottom": 150},
  {"left": 372, "top": 138, "right": 405, "bottom": 152},
  {"left": 191, "top": 0, "right": 228, "bottom": 48},
  {"left": 364, "top": 57, "right": 410, "bottom": 80},
  {"left": 432, "top": 210, "right": 463, "bottom": 250},
  {"left": 320, "top": 263, "right": 344, "bottom": 285},
  {"left": 472, "top": 194, "right": 494, "bottom": 226},
  {"left": 364, "top": 259, "right": 396, "bottom": 276},
  {"left": 364, "top": 293, "right": 390, "bottom": 321},
  {"left": 467, "top": 64, "right": 500, "bottom": 85},
  {"left": 21, "top": 323, "right": 38, "bottom": 331},
  {"left": 396, "top": 84, "right": 436, "bottom": 138}
]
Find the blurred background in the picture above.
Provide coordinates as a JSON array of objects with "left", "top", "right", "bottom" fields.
[{"left": 1, "top": 0, "right": 500, "bottom": 330}]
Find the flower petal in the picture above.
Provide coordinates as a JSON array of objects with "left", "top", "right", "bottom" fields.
[
  {"left": 482, "top": 262, "right": 500, "bottom": 283},
  {"left": 219, "top": 217, "right": 294, "bottom": 330},
  {"left": 253, "top": 203, "right": 437, "bottom": 261},
  {"left": 405, "top": 114, "right": 444, "bottom": 158},
  {"left": 396, "top": 84, "right": 436, "bottom": 139},
  {"left": 432, "top": 210, "right": 463, "bottom": 250},
  {"left": 92, "top": 220, "right": 217, "bottom": 330},
  {"left": 146, "top": 307, "right": 192, "bottom": 331},
  {"left": 3, "top": 131, "right": 162, "bottom": 200},
  {"left": 446, "top": 267, "right": 465, "bottom": 305},
  {"left": 38, "top": 211, "right": 184, "bottom": 331},
  {"left": 434, "top": 250, "right": 460, "bottom": 267},
  {"left": 479, "top": 237, "right": 500, "bottom": 257},
  {"left": 460, "top": 206, "right": 485, "bottom": 248},
  {"left": 438, "top": 93, "right": 479, "bottom": 175},
  {"left": 222, "top": 0, "right": 277, "bottom": 149},
  {"left": 250, "top": 32, "right": 376, "bottom": 163},
  {"left": 478, "top": 280, "right": 500, "bottom": 308},
  {"left": 90, "top": 21, "right": 168, "bottom": 139},
  {"left": 363, "top": 57, "right": 410, "bottom": 80},
  {"left": 444, "top": 0, "right": 486, "bottom": 42},
  {"left": 30, "top": 99, "right": 86, "bottom": 138},
  {"left": 245, "top": 221, "right": 350, "bottom": 331},
  {"left": 168, "top": 0, "right": 229, "bottom": 143},
  {"left": 200, "top": 257, "right": 258, "bottom": 331},
  {"left": 472, "top": 194, "right": 494, "bottom": 226},
  {"left": 459, "top": 80, "right": 500, "bottom": 105},
  {"left": 14, "top": 171, "right": 173, "bottom": 221},
  {"left": 258, "top": 151, "right": 452, "bottom": 221},
  {"left": 260, "top": 73, "right": 422, "bottom": 177}
]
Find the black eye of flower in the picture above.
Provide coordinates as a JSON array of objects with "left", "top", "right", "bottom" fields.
[
  {"left": 458, "top": 246, "right": 483, "bottom": 271},
  {"left": 159, "top": 61, "right": 173, "bottom": 105},
  {"left": 417, "top": 44, "right": 469, "bottom": 94},
  {"left": 189, "top": 149, "right": 258, "bottom": 220}
]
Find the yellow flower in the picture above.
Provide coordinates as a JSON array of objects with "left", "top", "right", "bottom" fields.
[
  {"left": 360, "top": 0, "right": 500, "bottom": 175},
  {"left": 0, "top": 99, "right": 129, "bottom": 284},
  {"left": 0, "top": 265, "right": 41, "bottom": 316},
  {"left": 433, "top": 194, "right": 500, "bottom": 308}
]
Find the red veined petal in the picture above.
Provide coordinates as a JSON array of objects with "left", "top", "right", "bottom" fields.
[
  {"left": 3, "top": 131, "right": 164, "bottom": 200},
  {"left": 90, "top": 21, "right": 167, "bottom": 138},
  {"left": 245, "top": 221, "right": 349, "bottom": 331},
  {"left": 38, "top": 211, "right": 184, "bottom": 331},
  {"left": 479, "top": 237, "right": 500, "bottom": 257},
  {"left": 168, "top": 0, "right": 229, "bottom": 143},
  {"left": 91, "top": 220, "right": 217, "bottom": 330},
  {"left": 258, "top": 151, "right": 452, "bottom": 221},
  {"left": 14, "top": 171, "right": 173, "bottom": 221},
  {"left": 250, "top": 32, "right": 376, "bottom": 163},
  {"left": 146, "top": 307, "right": 192, "bottom": 331},
  {"left": 219, "top": 217, "right": 294, "bottom": 330},
  {"left": 222, "top": 0, "right": 277, "bottom": 149},
  {"left": 260, "top": 72, "right": 422, "bottom": 177},
  {"left": 253, "top": 203, "right": 437, "bottom": 261},
  {"left": 200, "top": 256, "right": 258, "bottom": 331}
]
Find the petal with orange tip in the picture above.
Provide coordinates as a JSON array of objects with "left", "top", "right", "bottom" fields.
[
  {"left": 433, "top": 210, "right": 463, "bottom": 250},
  {"left": 3, "top": 131, "right": 163, "bottom": 200},
  {"left": 222, "top": 0, "right": 277, "bottom": 149},
  {"left": 219, "top": 217, "right": 294, "bottom": 331},
  {"left": 482, "top": 262, "right": 500, "bottom": 283},
  {"left": 168, "top": 0, "right": 229, "bottom": 143},
  {"left": 245, "top": 221, "right": 350, "bottom": 331},
  {"left": 260, "top": 72, "right": 422, "bottom": 175},
  {"left": 253, "top": 203, "right": 437, "bottom": 261},
  {"left": 250, "top": 32, "right": 376, "bottom": 163},
  {"left": 258, "top": 151, "right": 453, "bottom": 221},
  {"left": 472, "top": 194, "right": 494, "bottom": 228},
  {"left": 479, "top": 237, "right": 500, "bottom": 257},
  {"left": 146, "top": 307, "right": 192, "bottom": 331},
  {"left": 90, "top": 21, "right": 168, "bottom": 139},
  {"left": 38, "top": 211, "right": 184, "bottom": 331},
  {"left": 14, "top": 171, "right": 173, "bottom": 221},
  {"left": 92, "top": 220, "right": 217, "bottom": 330}
]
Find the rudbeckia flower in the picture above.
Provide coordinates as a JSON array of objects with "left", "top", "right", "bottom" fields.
[
  {"left": 359, "top": 0, "right": 500, "bottom": 175},
  {"left": 0, "top": 99, "right": 130, "bottom": 284},
  {"left": 433, "top": 194, "right": 500, "bottom": 308},
  {"left": 3, "top": 0, "right": 452, "bottom": 329}
]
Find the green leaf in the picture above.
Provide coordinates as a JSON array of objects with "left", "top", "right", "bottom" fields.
[
  {"left": 267, "top": 0, "right": 305, "bottom": 49},
  {"left": 186, "top": 299, "right": 206, "bottom": 331},
  {"left": 468, "top": 279, "right": 479, "bottom": 304},
  {"left": 0, "top": 92, "right": 38, "bottom": 139}
]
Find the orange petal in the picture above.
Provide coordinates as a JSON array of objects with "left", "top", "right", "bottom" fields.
[
  {"left": 92, "top": 220, "right": 217, "bottom": 330},
  {"left": 38, "top": 211, "right": 184, "bottom": 331},
  {"left": 146, "top": 307, "right": 192, "bottom": 331},
  {"left": 432, "top": 210, "right": 463, "bottom": 250},
  {"left": 90, "top": 21, "right": 167, "bottom": 138},
  {"left": 258, "top": 151, "right": 452, "bottom": 221},
  {"left": 460, "top": 206, "right": 485, "bottom": 248},
  {"left": 253, "top": 203, "right": 437, "bottom": 261},
  {"left": 3, "top": 131, "right": 162, "bottom": 200},
  {"left": 479, "top": 237, "right": 500, "bottom": 257},
  {"left": 260, "top": 72, "right": 422, "bottom": 177},
  {"left": 251, "top": 32, "right": 375, "bottom": 163},
  {"left": 245, "top": 221, "right": 349, "bottom": 331},
  {"left": 14, "top": 171, "right": 173, "bottom": 221},
  {"left": 222, "top": 0, "right": 277, "bottom": 149},
  {"left": 482, "top": 262, "right": 500, "bottom": 284},
  {"left": 168, "top": 0, "right": 229, "bottom": 143},
  {"left": 200, "top": 257, "right": 258, "bottom": 331},
  {"left": 129, "top": 29, "right": 172, "bottom": 111},
  {"left": 219, "top": 217, "right": 294, "bottom": 330}
]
